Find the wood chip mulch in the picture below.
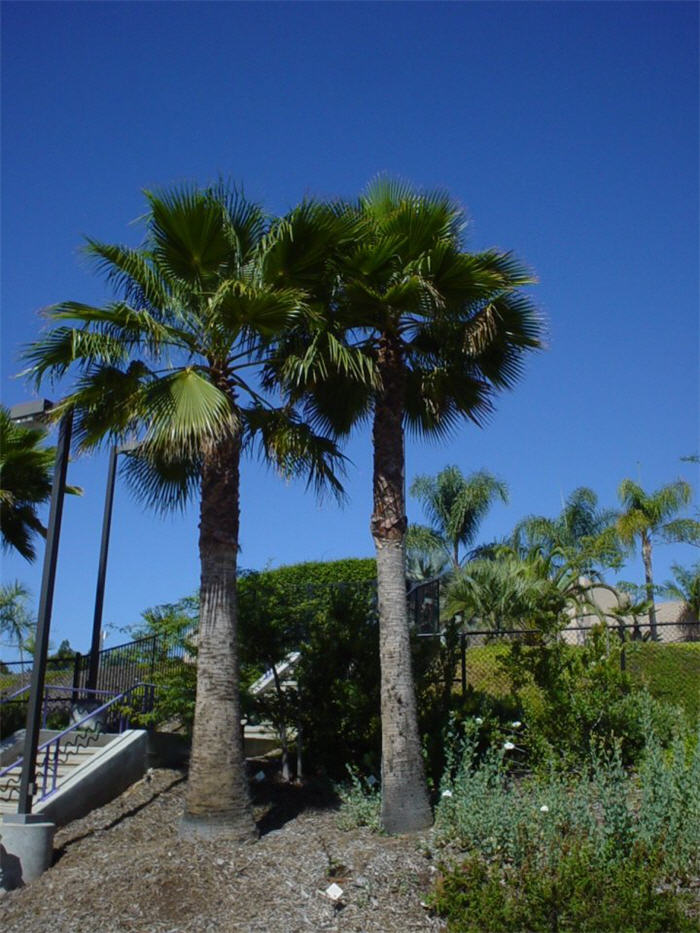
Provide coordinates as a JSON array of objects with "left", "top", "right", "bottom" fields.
[{"left": 1, "top": 767, "right": 446, "bottom": 932}]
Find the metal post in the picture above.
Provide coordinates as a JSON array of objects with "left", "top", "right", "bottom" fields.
[
  {"left": 15, "top": 410, "right": 72, "bottom": 818},
  {"left": 71, "top": 651, "right": 82, "bottom": 704},
  {"left": 87, "top": 445, "right": 118, "bottom": 693},
  {"left": 460, "top": 633, "right": 467, "bottom": 694}
]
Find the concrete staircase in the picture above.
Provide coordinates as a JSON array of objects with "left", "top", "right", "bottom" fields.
[{"left": 0, "top": 731, "right": 114, "bottom": 815}]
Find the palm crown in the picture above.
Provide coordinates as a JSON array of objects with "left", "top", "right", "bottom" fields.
[
  {"left": 24, "top": 186, "right": 343, "bottom": 505},
  {"left": 513, "top": 486, "right": 621, "bottom": 576},
  {"left": 274, "top": 178, "right": 542, "bottom": 440},
  {"left": 408, "top": 466, "right": 509, "bottom": 571}
]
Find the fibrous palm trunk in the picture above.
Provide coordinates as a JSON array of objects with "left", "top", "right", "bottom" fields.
[
  {"left": 181, "top": 430, "right": 257, "bottom": 840},
  {"left": 641, "top": 531, "right": 658, "bottom": 640},
  {"left": 372, "top": 335, "right": 432, "bottom": 834}
]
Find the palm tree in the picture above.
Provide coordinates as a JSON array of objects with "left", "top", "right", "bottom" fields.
[
  {"left": 661, "top": 562, "right": 700, "bottom": 637},
  {"left": 23, "top": 185, "right": 344, "bottom": 841},
  {"left": 0, "top": 406, "right": 54, "bottom": 560},
  {"left": 273, "top": 179, "right": 542, "bottom": 832},
  {"left": 444, "top": 552, "right": 562, "bottom": 633},
  {"left": 409, "top": 466, "right": 508, "bottom": 572},
  {"left": 513, "top": 486, "right": 621, "bottom": 576},
  {"left": 617, "top": 479, "right": 699, "bottom": 638},
  {"left": 445, "top": 546, "right": 606, "bottom": 637},
  {"left": 0, "top": 581, "right": 34, "bottom": 668}
]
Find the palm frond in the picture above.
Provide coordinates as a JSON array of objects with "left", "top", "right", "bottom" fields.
[
  {"left": 21, "top": 326, "right": 130, "bottom": 387},
  {"left": 661, "top": 518, "right": 700, "bottom": 546},
  {"left": 243, "top": 406, "right": 346, "bottom": 501},
  {"left": 120, "top": 444, "right": 201, "bottom": 514},
  {"left": 83, "top": 241, "right": 172, "bottom": 312},
  {"left": 141, "top": 368, "right": 237, "bottom": 458}
]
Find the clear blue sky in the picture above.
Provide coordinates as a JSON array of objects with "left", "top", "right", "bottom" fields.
[{"left": 1, "top": 1, "right": 698, "bottom": 657}]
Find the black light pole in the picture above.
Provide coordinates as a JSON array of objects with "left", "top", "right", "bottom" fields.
[
  {"left": 86, "top": 441, "right": 138, "bottom": 693},
  {"left": 7, "top": 400, "right": 72, "bottom": 820},
  {"left": 86, "top": 445, "right": 118, "bottom": 693}
]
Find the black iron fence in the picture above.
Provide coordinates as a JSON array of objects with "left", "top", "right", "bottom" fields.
[{"left": 1, "top": 631, "right": 194, "bottom": 701}]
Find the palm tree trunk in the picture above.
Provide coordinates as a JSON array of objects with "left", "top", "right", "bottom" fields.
[
  {"left": 641, "top": 531, "right": 658, "bottom": 640},
  {"left": 181, "top": 430, "right": 257, "bottom": 841},
  {"left": 372, "top": 335, "right": 432, "bottom": 834}
]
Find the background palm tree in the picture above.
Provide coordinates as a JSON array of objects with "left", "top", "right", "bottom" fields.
[
  {"left": 616, "top": 479, "right": 699, "bottom": 638},
  {"left": 0, "top": 406, "right": 55, "bottom": 560},
  {"left": 408, "top": 466, "right": 508, "bottom": 572},
  {"left": 661, "top": 562, "right": 700, "bottom": 637},
  {"left": 445, "top": 546, "right": 607, "bottom": 637},
  {"left": 24, "top": 185, "right": 343, "bottom": 840},
  {"left": 513, "top": 486, "right": 621, "bottom": 577},
  {"left": 274, "top": 178, "right": 542, "bottom": 832},
  {"left": 0, "top": 581, "right": 34, "bottom": 667}
]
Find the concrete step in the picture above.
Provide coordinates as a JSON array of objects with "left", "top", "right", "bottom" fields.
[{"left": 0, "top": 739, "right": 108, "bottom": 810}]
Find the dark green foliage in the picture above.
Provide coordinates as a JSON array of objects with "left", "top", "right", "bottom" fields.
[
  {"left": 431, "top": 844, "right": 696, "bottom": 933},
  {"left": 295, "top": 585, "right": 381, "bottom": 776},
  {"left": 49, "top": 639, "right": 75, "bottom": 660},
  {"left": 125, "top": 596, "right": 199, "bottom": 641},
  {"left": 237, "top": 556, "right": 458, "bottom": 778},
  {"left": 241, "top": 557, "right": 376, "bottom": 591},
  {"left": 238, "top": 562, "right": 380, "bottom": 776},
  {"left": 0, "top": 701, "right": 27, "bottom": 739}
]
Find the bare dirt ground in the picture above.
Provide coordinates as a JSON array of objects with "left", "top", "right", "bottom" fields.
[{"left": 1, "top": 766, "right": 445, "bottom": 932}]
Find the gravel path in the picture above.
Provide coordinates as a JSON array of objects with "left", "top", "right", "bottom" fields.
[{"left": 1, "top": 768, "right": 445, "bottom": 932}]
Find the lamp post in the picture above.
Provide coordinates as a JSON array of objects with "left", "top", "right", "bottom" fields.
[
  {"left": 6, "top": 399, "right": 72, "bottom": 819},
  {"left": 86, "top": 441, "right": 138, "bottom": 693}
]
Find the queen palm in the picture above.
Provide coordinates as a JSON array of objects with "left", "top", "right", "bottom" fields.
[
  {"left": 513, "top": 486, "right": 621, "bottom": 576},
  {"left": 23, "top": 185, "right": 343, "bottom": 840},
  {"left": 617, "top": 479, "right": 699, "bottom": 638},
  {"left": 409, "top": 466, "right": 508, "bottom": 572},
  {"left": 662, "top": 562, "right": 700, "bottom": 634},
  {"left": 0, "top": 580, "right": 34, "bottom": 667},
  {"left": 273, "top": 179, "right": 542, "bottom": 832}
]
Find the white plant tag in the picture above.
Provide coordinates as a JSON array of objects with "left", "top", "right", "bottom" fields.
[{"left": 325, "top": 883, "right": 344, "bottom": 901}]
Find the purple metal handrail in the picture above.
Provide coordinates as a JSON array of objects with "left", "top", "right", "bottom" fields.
[
  {"left": 0, "top": 682, "right": 156, "bottom": 805},
  {"left": 0, "top": 684, "right": 31, "bottom": 703},
  {"left": 41, "top": 685, "right": 119, "bottom": 728}
]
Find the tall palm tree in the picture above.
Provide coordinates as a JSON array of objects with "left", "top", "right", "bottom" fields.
[
  {"left": 408, "top": 466, "right": 508, "bottom": 571},
  {"left": 617, "top": 479, "right": 699, "bottom": 638},
  {"left": 272, "top": 179, "right": 542, "bottom": 832},
  {"left": 0, "top": 406, "right": 54, "bottom": 560},
  {"left": 23, "top": 185, "right": 344, "bottom": 840}
]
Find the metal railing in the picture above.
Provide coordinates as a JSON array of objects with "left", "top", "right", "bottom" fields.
[
  {"left": 0, "top": 682, "right": 156, "bottom": 806},
  {"left": 1, "top": 629, "right": 194, "bottom": 699}
]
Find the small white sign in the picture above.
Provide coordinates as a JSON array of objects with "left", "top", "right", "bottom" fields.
[{"left": 325, "top": 883, "right": 344, "bottom": 901}]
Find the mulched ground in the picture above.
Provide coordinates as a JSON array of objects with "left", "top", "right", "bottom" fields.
[{"left": 1, "top": 765, "right": 446, "bottom": 932}]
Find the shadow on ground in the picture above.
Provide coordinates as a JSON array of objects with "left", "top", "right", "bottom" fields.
[{"left": 248, "top": 759, "right": 341, "bottom": 836}]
